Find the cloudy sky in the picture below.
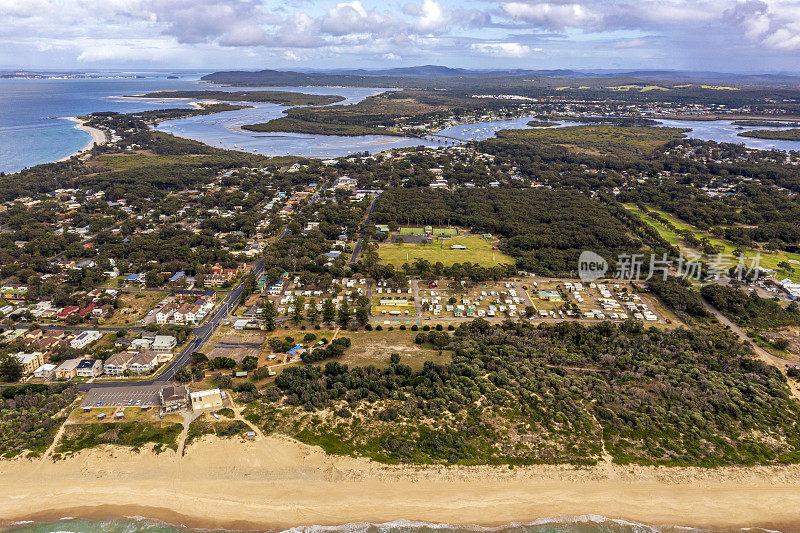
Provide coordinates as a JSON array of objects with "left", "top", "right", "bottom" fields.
[{"left": 3, "top": 0, "right": 800, "bottom": 72}]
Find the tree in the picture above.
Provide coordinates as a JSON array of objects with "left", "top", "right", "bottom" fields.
[
  {"left": 208, "top": 356, "right": 236, "bottom": 370},
  {"left": 261, "top": 300, "right": 277, "bottom": 331},
  {"left": 337, "top": 299, "right": 351, "bottom": 328},
  {"left": 307, "top": 298, "right": 319, "bottom": 325},
  {"left": 292, "top": 296, "right": 305, "bottom": 324},
  {"left": 190, "top": 352, "right": 208, "bottom": 366},
  {"left": 0, "top": 353, "right": 23, "bottom": 382},
  {"left": 173, "top": 367, "right": 191, "bottom": 383},
  {"left": 241, "top": 355, "right": 258, "bottom": 371},
  {"left": 356, "top": 306, "right": 369, "bottom": 327},
  {"left": 322, "top": 298, "right": 336, "bottom": 324}
]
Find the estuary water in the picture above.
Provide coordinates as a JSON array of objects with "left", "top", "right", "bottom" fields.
[{"left": 3, "top": 74, "right": 800, "bottom": 175}]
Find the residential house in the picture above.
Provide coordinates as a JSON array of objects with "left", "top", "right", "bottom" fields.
[
  {"left": 57, "top": 306, "right": 80, "bottom": 320},
  {"left": 78, "top": 303, "right": 97, "bottom": 318},
  {"left": 129, "top": 351, "right": 159, "bottom": 374},
  {"left": 156, "top": 303, "right": 177, "bottom": 324},
  {"left": 152, "top": 335, "right": 177, "bottom": 353},
  {"left": 70, "top": 330, "right": 102, "bottom": 350},
  {"left": 54, "top": 358, "right": 82, "bottom": 380},
  {"left": 33, "top": 363, "right": 56, "bottom": 379},
  {"left": 123, "top": 272, "right": 146, "bottom": 285},
  {"left": 131, "top": 337, "right": 153, "bottom": 351},
  {"left": 0, "top": 284, "right": 28, "bottom": 302},
  {"left": 160, "top": 384, "right": 188, "bottom": 412},
  {"left": 76, "top": 358, "right": 103, "bottom": 378},
  {"left": 92, "top": 304, "right": 114, "bottom": 319},
  {"left": 104, "top": 351, "right": 136, "bottom": 376}
]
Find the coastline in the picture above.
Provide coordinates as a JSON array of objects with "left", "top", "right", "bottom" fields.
[
  {"left": 3, "top": 436, "right": 800, "bottom": 532},
  {"left": 56, "top": 116, "right": 107, "bottom": 162}
]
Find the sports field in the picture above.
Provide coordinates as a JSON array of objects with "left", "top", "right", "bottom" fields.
[{"left": 378, "top": 236, "right": 514, "bottom": 268}]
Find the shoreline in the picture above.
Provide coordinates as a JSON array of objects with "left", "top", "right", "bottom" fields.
[
  {"left": 3, "top": 436, "right": 800, "bottom": 532},
  {"left": 56, "top": 116, "right": 107, "bottom": 162}
]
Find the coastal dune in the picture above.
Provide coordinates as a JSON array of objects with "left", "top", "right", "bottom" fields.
[{"left": 2, "top": 436, "right": 800, "bottom": 531}]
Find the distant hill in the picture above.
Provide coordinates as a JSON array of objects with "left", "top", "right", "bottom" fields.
[
  {"left": 202, "top": 66, "right": 800, "bottom": 89},
  {"left": 317, "top": 65, "right": 584, "bottom": 77}
]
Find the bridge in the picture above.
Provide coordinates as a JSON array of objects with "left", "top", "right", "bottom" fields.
[{"left": 423, "top": 132, "right": 470, "bottom": 145}]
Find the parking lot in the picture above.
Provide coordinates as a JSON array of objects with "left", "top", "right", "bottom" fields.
[{"left": 81, "top": 384, "right": 162, "bottom": 408}]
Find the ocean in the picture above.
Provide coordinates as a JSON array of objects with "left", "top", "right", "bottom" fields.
[
  {"left": 0, "top": 75, "right": 435, "bottom": 174},
  {"left": 4, "top": 73, "right": 800, "bottom": 175},
  {"left": 0, "top": 73, "right": 209, "bottom": 173},
  {"left": 1, "top": 517, "right": 786, "bottom": 533}
]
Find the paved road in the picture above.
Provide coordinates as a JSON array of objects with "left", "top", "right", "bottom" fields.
[
  {"left": 348, "top": 195, "right": 380, "bottom": 265},
  {"left": 77, "top": 258, "right": 264, "bottom": 392}
]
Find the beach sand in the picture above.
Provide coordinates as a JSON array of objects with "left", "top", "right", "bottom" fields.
[
  {"left": 57, "top": 117, "right": 107, "bottom": 162},
  {"left": 2, "top": 435, "right": 800, "bottom": 531}
]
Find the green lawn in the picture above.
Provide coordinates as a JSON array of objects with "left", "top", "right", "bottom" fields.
[
  {"left": 625, "top": 203, "right": 800, "bottom": 282},
  {"left": 378, "top": 236, "right": 514, "bottom": 268}
]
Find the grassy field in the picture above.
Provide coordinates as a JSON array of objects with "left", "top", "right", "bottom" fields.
[
  {"left": 378, "top": 236, "right": 513, "bottom": 268},
  {"left": 56, "top": 421, "right": 183, "bottom": 454},
  {"left": 625, "top": 203, "right": 800, "bottom": 282},
  {"left": 338, "top": 329, "right": 452, "bottom": 371},
  {"left": 103, "top": 290, "right": 167, "bottom": 326}
]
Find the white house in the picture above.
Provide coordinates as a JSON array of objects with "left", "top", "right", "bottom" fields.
[
  {"left": 70, "top": 330, "right": 102, "bottom": 350},
  {"left": 76, "top": 358, "right": 103, "bottom": 378},
  {"left": 128, "top": 351, "right": 159, "bottom": 374},
  {"left": 156, "top": 304, "right": 177, "bottom": 324},
  {"left": 104, "top": 351, "right": 136, "bottom": 376},
  {"left": 33, "top": 363, "right": 56, "bottom": 379},
  {"left": 152, "top": 335, "right": 177, "bottom": 353},
  {"left": 131, "top": 337, "right": 153, "bottom": 351}
]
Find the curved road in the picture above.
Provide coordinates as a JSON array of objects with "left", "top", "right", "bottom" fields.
[{"left": 78, "top": 258, "right": 264, "bottom": 392}]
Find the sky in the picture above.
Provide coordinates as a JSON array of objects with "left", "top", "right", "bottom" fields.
[{"left": 2, "top": 0, "right": 800, "bottom": 72}]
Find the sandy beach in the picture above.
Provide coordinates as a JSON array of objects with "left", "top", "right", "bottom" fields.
[
  {"left": 2, "top": 435, "right": 800, "bottom": 531},
  {"left": 57, "top": 117, "right": 107, "bottom": 162}
]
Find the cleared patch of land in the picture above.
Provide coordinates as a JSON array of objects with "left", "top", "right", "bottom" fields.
[
  {"left": 378, "top": 236, "right": 513, "bottom": 268},
  {"left": 102, "top": 290, "right": 168, "bottom": 326},
  {"left": 340, "top": 329, "right": 451, "bottom": 371}
]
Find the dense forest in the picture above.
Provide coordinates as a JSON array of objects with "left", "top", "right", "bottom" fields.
[
  {"left": 247, "top": 319, "right": 800, "bottom": 466},
  {"left": 647, "top": 276, "right": 711, "bottom": 320},
  {"left": 701, "top": 284, "right": 800, "bottom": 328},
  {"left": 0, "top": 384, "right": 77, "bottom": 458},
  {"left": 371, "top": 188, "right": 641, "bottom": 275}
]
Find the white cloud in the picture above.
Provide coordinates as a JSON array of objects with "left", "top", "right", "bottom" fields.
[
  {"left": 498, "top": 2, "right": 600, "bottom": 30},
  {"left": 408, "top": 0, "right": 450, "bottom": 33},
  {"left": 471, "top": 41, "right": 532, "bottom": 57},
  {"left": 3, "top": 0, "right": 800, "bottom": 69},
  {"left": 321, "top": 1, "right": 394, "bottom": 36}
]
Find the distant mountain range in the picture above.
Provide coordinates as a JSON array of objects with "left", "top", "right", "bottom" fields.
[{"left": 201, "top": 65, "right": 800, "bottom": 88}]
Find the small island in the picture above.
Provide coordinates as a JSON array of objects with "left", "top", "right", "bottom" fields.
[
  {"left": 731, "top": 120, "right": 800, "bottom": 127},
  {"left": 738, "top": 128, "right": 800, "bottom": 141},
  {"left": 130, "top": 90, "right": 346, "bottom": 106},
  {"left": 526, "top": 120, "right": 559, "bottom": 127}
]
